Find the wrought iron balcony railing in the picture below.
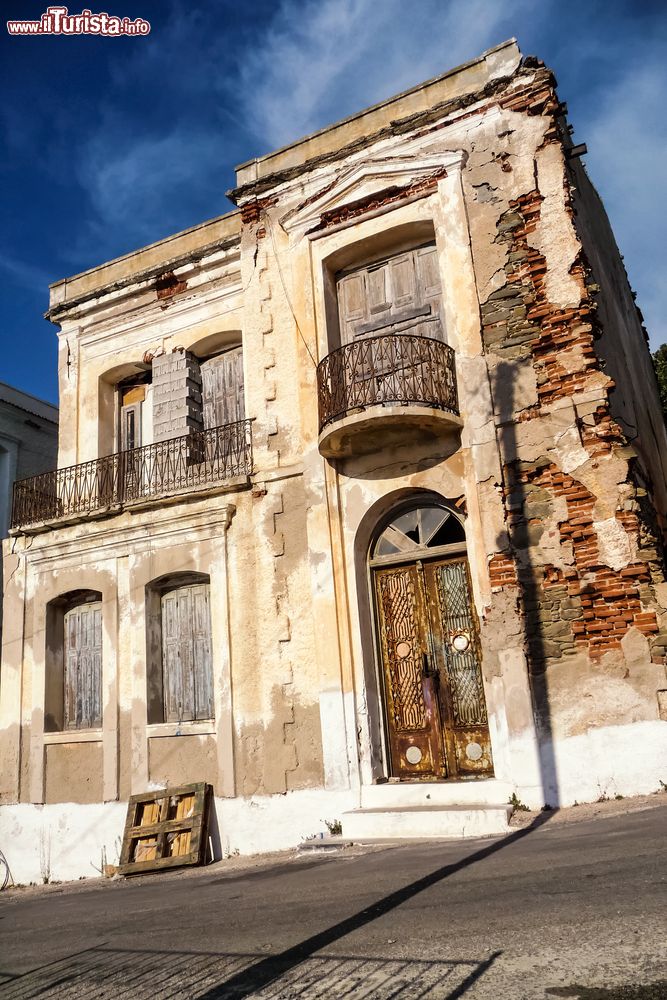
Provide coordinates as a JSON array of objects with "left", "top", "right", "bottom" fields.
[
  {"left": 11, "top": 419, "right": 253, "bottom": 530},
  {"left": 316, "top": 334, "right": 459, "bottom": 432}
]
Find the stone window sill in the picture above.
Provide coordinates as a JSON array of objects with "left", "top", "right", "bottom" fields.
[
  {"left": 147, "top": 721, "right": 216, "bottom": 738},
  {"left": 43, "top": 729, "right": 103, "bottom": 744}
]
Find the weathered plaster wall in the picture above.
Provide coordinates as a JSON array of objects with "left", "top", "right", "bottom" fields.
[
  {"left": 1, "top": 476, "right": 325, "bottom": 810},
  {"left": 3, "top": 44, "right": 666, "bottom": 884},
  {"left": 464, "top": 63, "right": 667, "bottom": 800},
  {"left": 233, "top": 54, "right": 667, "bottom": 806},
  {"left": 44, "top": 743, "right": 103, "bottom": 804},
  {"left": 0, "top": 192, "right": 326, "bottom": 813},
  {"left": 148, "top": 735, "right": 218, "bottom": 788},
  {"left": 229, "top": 476, "right": 324, "bottom": 796},
  {"left": 566, "top": 158, "right": 667, "bottom": 521},
  {"left": 56, "top": 241, "right": 243, "bottom": 467}
]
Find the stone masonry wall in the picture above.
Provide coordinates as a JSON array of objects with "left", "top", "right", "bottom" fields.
[
  {"left": 151, "top": 349, "right": 203, "bottom": 443},
  {"left": 479, "top": 64, "right": 667, "bottom": 714}
]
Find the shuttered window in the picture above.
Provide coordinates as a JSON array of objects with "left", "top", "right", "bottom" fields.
[
  {"left": 64, "top": 602, "right": 103, "bottom": 729},
  {"left": 161, "top": 583, "right": 213, "bottom": 722},
  {"left": 337, "top": 244, "right": 444, "bottom": 345},
  {"left": 200, "top": 346, "right": 245, "bottom": 429}
]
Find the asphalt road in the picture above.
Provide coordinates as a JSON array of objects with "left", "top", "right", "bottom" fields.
[{"left": 0, "top": 803, "right": 665, "bottom": 999}]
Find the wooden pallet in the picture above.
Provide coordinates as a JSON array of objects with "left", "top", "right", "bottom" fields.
[{"left": 118, "top": 782, "right": 211, "bottom": 876}]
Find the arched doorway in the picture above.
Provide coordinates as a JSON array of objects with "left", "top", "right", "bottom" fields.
[{"left": 370, "top": 500, "right": 493, "bottom": 780}]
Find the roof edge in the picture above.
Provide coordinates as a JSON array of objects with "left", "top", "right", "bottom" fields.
[
  {"left": 233, "top": 39, "right": 521, "bottom": 188},
  {"left": 0, "top": 382, "right": 59, "bottom": 422}
]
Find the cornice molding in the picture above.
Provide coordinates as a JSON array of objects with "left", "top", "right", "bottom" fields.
[{"left": 280, "top": 148, "right": 467, "bottom": 236}]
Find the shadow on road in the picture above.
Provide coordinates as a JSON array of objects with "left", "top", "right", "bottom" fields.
[
  {"left": 1, "top": 813, "right": 554, "bottom": 999},
  {"left": 0, "top": 944, "right": 501, "bottom": 999},
  {"left": 196, "top": 813, "right": 551, "bottom": 999}
]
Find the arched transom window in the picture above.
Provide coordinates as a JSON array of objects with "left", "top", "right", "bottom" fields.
[{"left": 371, "top": 503, "right": 466, "bottom": 563}]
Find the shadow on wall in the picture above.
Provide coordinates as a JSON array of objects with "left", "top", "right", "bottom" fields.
[
  {"left": 338, "top": 432, "right": 462, "bottom": 481},
  {"left": 207, "top": 798, "right": 222, "bottom": 862},
  {"left": 492, "top": 360, "right": 560, "bottom": 809}
]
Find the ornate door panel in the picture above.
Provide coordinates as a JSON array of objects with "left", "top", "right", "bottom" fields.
[
  {"left": 374, "top": 565, "right": 445, "bottom": 779},
  {"left": 374, "top": 552, "right": 493, "bottom": 780},
  {"left": 424, "top": 559, "right": 493, "bottom": 777}
]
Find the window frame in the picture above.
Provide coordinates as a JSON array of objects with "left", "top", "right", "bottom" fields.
[
  {"left": 145, "top": 573, "right": 214, "bottom": 726},
  {"left": 44, "top": 590, "right": 104, "bottom": 733}
]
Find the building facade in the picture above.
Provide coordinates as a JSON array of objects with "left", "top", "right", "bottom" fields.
[
  {"left": 0, "top": 383, "right": 58, "bottom": 640},
  {"left": 2, "top": 40, "right": 666, "bottom": 883}
]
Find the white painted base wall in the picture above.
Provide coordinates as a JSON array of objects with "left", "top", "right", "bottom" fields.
[
  {"left": 510, "top": 719, "right": 667, "bottom": 809},
  {"left": 1, "top": 719, "right": 664, "bottom": 885},
  {"left": 342, "top": 804, "right": 512, "bottom": 840},
  {"left": 0, "top": 789, "right": 356, "bottom": 886},
  {"left": 0, "top": 801, "right": 129, "bottom": 886}
]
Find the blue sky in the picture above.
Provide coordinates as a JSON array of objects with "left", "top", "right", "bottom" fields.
[{"left": 1, "top": 0, "right": 665, "bottom": 404}]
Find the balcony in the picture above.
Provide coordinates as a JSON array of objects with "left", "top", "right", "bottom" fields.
[
  {"left": 11, "top": 419, "right": 253, "bottom": 531},
  {"left": 316, "top": 334, "right": 461, "bottom": 458}
]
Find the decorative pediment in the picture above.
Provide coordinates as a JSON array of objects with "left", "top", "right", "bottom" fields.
[{"left": 281, "top": 147, "right": 466, "bottom": 236}]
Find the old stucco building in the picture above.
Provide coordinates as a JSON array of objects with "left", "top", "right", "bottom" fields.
[
  {"left": 0, "top": 383, "right": 58, "bottom": 640},
  {"left": 2, "top": 40, "right": 666, "bottom": 882}
]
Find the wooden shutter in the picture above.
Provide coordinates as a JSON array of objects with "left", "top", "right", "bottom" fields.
[
  {"left": 337, "top": 272, "right": 368, "bottom": 342},
  {"left": 162, "top": 591, "right": 183, "bottom": 722},
  {"left": 414, "top": 245, "right": 444, "bottom": 340},
  {"left": 336, "top": 244, "right": 444, "bottom": 345},
  {"left": 389, "top": 252, "right": 416, "bottom": 309},
  {"left": 201, "top": 347, "right": 245, "bottom": 429},
  {"left": 192, "top": 585, "right": 213, "bottom": 720},
  {"left": 161, "top": 583, "right": 213, "bottom": 723},
  {"left": 64, "top": 602, "right": 102, "bottom": 729}
]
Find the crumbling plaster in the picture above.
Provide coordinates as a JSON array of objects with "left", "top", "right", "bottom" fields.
[
  {"left": 2, "top": 43, "right": 666, "bottom": 878},
  {"left": 240, "top": 54, "right": 667, "bottom": 794},
  {"left": 1, "top": 481, "right": 325, "bottom": 807},
  {"left": 55, "top": 246, "right": 244, "bottom": 466},
  {"left": 465, "top": 62, "right": 667, "bottom": 747}
]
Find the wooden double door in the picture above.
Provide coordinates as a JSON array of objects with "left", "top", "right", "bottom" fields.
[{"left": 374, "top": 556, "right": 493, "bottom": 780}]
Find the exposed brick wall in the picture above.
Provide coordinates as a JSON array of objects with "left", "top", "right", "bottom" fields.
[
  {"left": 240, "top": 196, "right": 278, "bottom": 225},
  {"left": 483, "top": 189, "right": 602, "bottom": 405},
  {"left": 504, "top": 462, "right": 665, "bottom": 661},
  {"left": 480, "top": 70, "right": 667, "bottom": 671},
  {"left": 498, "top": 66, "right": 561, "bottom": 149},
  {"left": 314, "top": 171, "right": 445, "bottom": 231},
  {"left": 488, "top": 552, "right": 518, "bottom": 590}
]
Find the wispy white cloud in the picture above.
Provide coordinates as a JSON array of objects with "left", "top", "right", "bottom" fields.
[
  {"left": 236, "top": 0, "right": 528, "bottom": 150},
  {"left": 81, "top": 129, "right": 219, "bottom": 233},
  {"left": 68, "top": 123, "right": 236, "bottom": 265},
  {"left": 65, "top": 0, "right": 665, "bottom": 357},
  {"left": 69, "top": 0, "right": 530, "bottom": 263}
]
